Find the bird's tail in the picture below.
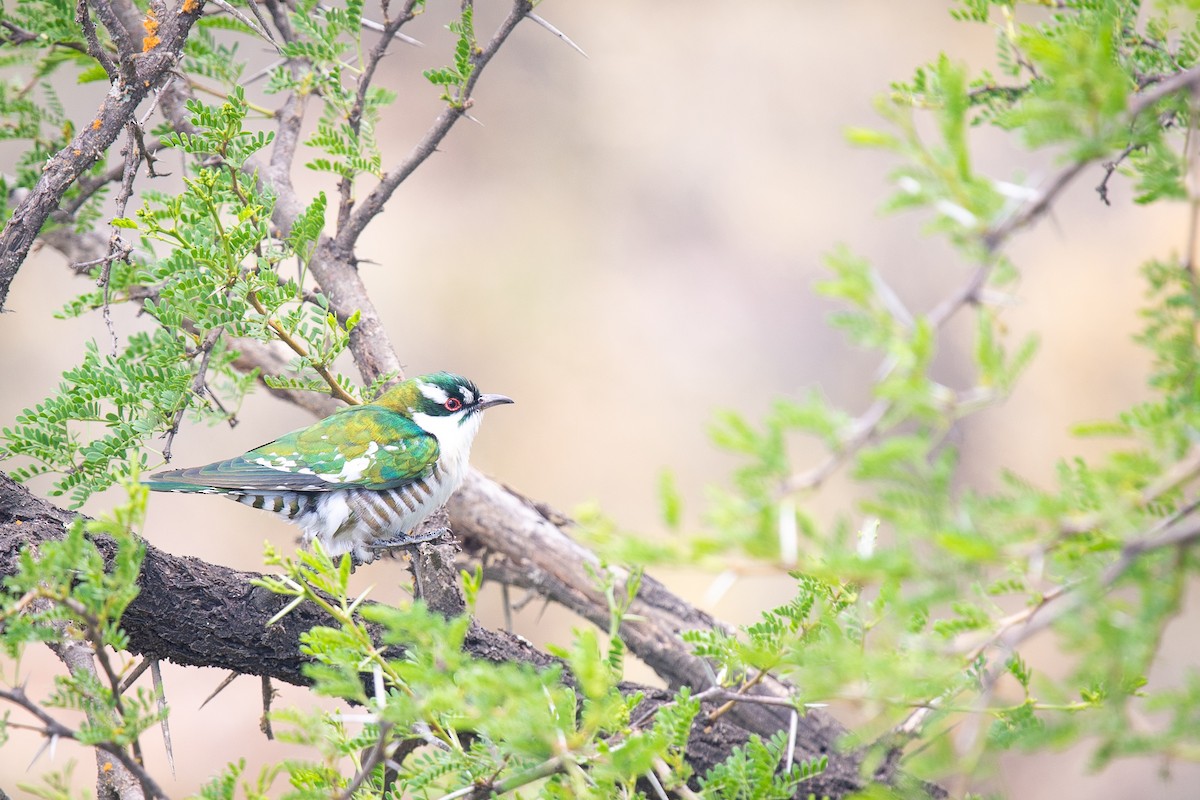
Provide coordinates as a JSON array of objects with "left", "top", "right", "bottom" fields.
[{"left": 142, "top": 470, "right": 222, "bottom": 494}]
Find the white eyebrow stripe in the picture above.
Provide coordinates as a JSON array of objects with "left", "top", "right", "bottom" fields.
[{"left": 418, "top": 381, "right": 449, "bottom": 404}]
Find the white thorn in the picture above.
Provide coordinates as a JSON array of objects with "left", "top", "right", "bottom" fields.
[
  {"left": 857, "top": 517, "right": 879, "bottom": 558},
  {"left": 644, "top": 769, "right": 669, "bottom": 800},
  {"left": 528, "top": 13, "right": 589, "bottom": 59},
  {"left": 784, "top": 708, "right": 798, "bottom": 774},
  {"left": 319, "top": 5, "right": 423, "bottom": 45},
  {"left": 244, "top": 59, "right": 287, "bottom": 86},
  {"left": 208, "top": 0, "right": 283, "bottom": 53},
  {"left": 373, "top": 665, "right": 385, "bottom": 709},
  {"left": 28, "top": 735, "right": 54, "bottom": 770},
  {"left": 703, "top": 569, "right": 738, "bottom": 608}
]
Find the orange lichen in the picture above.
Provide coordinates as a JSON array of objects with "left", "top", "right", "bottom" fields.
[
  {"left": 92, "top": 118, "right": 101, "bottom": 130},
  {"left": 142, "top": 11, "right": 160, "bottom": 52},
  {"left": 182, "top": 0, "right": 199, "bottom": 13}
]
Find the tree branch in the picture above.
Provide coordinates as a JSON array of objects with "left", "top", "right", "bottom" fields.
[
  {"left": 0, "top": 471, "right": 878, "bottom": 798},
  {"left": 0, "top": 0, "right": 207, "bottom": 312},
  {"left": 334, "top": 0, "right": 534, "bottom": 250}
]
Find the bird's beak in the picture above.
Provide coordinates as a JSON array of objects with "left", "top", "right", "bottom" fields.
[{"left": 477, "top": 393, "right": 514, "bottom": 411}]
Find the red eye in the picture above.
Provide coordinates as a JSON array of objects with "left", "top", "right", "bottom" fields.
[{"left": 444, "top": 398, "right": 463, "bottom": 411}]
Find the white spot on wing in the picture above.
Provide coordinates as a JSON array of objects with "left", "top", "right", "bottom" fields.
[
  {"left": 255, "top": 454, "right": 300, "bottom": 471},
  {"left": 315, "top": 441, "right": 379, "bottom": 483}
]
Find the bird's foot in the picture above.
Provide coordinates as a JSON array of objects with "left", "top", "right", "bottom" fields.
[{"left": 368, "top": 526, "right": 450, "bottom": 551}]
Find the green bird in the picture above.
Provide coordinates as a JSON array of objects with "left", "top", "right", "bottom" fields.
[{"left": 143, "top": 372, "right": 513, "bottom": 563}]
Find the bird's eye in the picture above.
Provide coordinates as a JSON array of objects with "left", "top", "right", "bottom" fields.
[{"left": 444, "top": 398, "right": 463, "bottom": 412}]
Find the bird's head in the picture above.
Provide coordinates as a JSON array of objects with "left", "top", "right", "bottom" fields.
[{"left": 377, "top": 372, "right": 513, "bottom": 436}]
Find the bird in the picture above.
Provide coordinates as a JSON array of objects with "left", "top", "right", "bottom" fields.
[{"left": 143, "top": 372, "right": 513, "bottom": 564}]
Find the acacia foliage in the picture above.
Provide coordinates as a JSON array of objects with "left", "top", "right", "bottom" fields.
[{"left": 3, "top": 0, "right": 1200, "bottom": 798}]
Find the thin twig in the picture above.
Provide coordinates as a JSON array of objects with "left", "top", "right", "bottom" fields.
[
  {"left": 336, "top": 0, "right": 534, "bottom": 249},
  {"left": 246, "top": 292, "right": 359, "bottom": 405},
  {"left": 206, "top": 0, "right": 282, "bottom": 52},
  {"left": 162, "top": 326, "right": 226, "bottom": 462},
  {"left": 118, "top": 656, "right": 153, "bottom": 693},
  {"left": 98, "top": 121, "right": 144, "bottom": 356},
  {"left": 336, "top": 0, "right": 422, "bottom": 231},
  {"left": 86, "top": 0, "right": 138, "bottom": 65},
  {"left": 76, "top": 0, "right": 118, "bottom": 80},
  {"left": 337, "top": 721, "right": 395, "bottom": 800},
  {"left": 1096, "top": 141, "right": 1145, "bottom": 206},
  {"left": 896, "top": 509, "right": 1200, "bottom": 743},
  {"left": 0, "top": 683, "right": 171, "bottom": 800},
  {"left": 318, "top": 3, "right": 423, "bottom": 45}
]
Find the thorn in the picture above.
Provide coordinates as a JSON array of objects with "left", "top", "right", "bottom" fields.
[
  {"left": 644, "top": 768, "right": 669, "bottom": 800},
  {"left": 260, "top": 676, "right": 275, "bottom": 740},
  {"left": 463, "top": 112, "right": 485, "bottom": 127},
  {"left": 702, "top": 570, "right": 738, "bottom": 608},
  {"left": 243, "top": 58, "right": 286, "bottom": 86},
  {"left": 501, "top": 583, "right": 513, "bottom": 633},
  {"left": 528, "top": 13, "right": 588, "bottom": 59},
  {"left": 151, "top": 660, "right": 175, "bottom": 777},
  {"left": 118, "top": 657, "right": 153, "bottom": 693},
  {"left": 208, "top": 0, "right": 283, "bottom": 53},
  {"left": 318, "top": 4, "right": 423, "bottom": 45},
  {"left": 199, "top": 670, "right": 240, "bottom": 709},
  {"left": 27, "top": 735, "right": 54, "bottom": 770},
  {"left": 373, "top": 665, "right": 385, "bottom": 709},
  {"left": 784, "top": 708, "right": 798, "bottom": 774}
]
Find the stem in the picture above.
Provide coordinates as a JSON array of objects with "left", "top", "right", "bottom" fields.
[{"left": 245, "top": 291, "right": 359, "bottom": 406}]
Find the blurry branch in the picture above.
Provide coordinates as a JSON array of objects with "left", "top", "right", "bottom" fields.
[
  {"left": 896, "top": 503, "right": 1200, "bottom": 746},
  {"left": 882, "top": 75, "right": 1200, "bottom": 754},
  {"left": 0, "top": 0, "right": 208, "bottom": 312},
  {"left": 0, "top": 610, "right": 168, "bottom": 800},
  {"left": 782, "top": 65, "right": 1200, "bottom": 499}
]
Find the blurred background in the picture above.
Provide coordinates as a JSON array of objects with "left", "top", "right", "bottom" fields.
[{"left": 2, "top": 0, "right": 1198, "bottom": 796}]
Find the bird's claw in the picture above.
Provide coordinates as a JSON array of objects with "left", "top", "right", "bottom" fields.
[{"left": 367, "top": 526, "right": 450, "bottom": 550}]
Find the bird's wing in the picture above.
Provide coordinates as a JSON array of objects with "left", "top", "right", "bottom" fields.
[{"left": 144, "top": 405, "right": 440, "bottom": 493}]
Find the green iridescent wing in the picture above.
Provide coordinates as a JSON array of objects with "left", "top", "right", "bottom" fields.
[{"left": 146, "top": 405, "right": 440, "bottom": 492}]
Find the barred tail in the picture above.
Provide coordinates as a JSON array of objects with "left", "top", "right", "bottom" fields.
[{"left": 233, "top": 491, "right": 313, "bottom": 520}]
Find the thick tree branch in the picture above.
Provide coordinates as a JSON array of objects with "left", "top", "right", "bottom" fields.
[{"left": 0, "top": 471, "right": 875, "bottom": 798}]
